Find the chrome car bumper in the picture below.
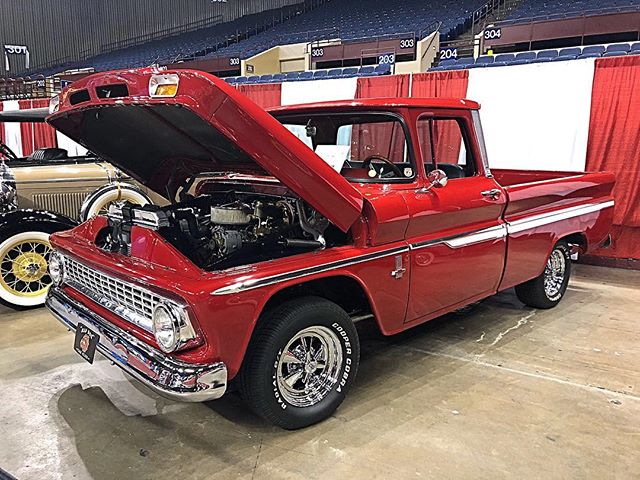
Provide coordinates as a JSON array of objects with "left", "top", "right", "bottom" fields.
[{"left": 46, "top": 287, "right": 227, "bottom": 402}]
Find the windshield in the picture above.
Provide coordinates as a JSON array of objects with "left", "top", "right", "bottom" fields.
[{"left": 275, "top": 112, "right": 414, "bottom": 183}]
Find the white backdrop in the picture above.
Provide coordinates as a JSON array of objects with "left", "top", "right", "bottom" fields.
[
  {"left": 466, "top": 58, "right": 596, "bottom": 171},
  {"left": 2, "top": 100, "right": 24, "bottom": 158},
  {"left": 56, "top": 132, "right": 88, "bottom": 156},
  {"left": 281, "top": 77, "right": 358, "bottom": 106}
]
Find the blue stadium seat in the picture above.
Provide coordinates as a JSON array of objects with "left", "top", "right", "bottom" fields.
[
  {"left": 631, "top": 43, "right": 640, "bottom": 53},
  {"left": 298, "top": 71, "right": 314, "bottom": 80},
  {"left": 515, "top": 52, "right": 537, "bottom": 61},
  {"left": 551, "top": 55, "right": 578, "bottom": 62},
  {"left": 272, "top": 73, "right": 286, "bottom": 82},
  {"left": 456, "top": 57, "right": 475, "bottom": 67},
  {"left": 603, "top": 51, "right": 628, "bottom": 57},
  {"left": 284, "top": 72, "right": 301, "bottom": 81},
  {"left": 258, "top": 74, "right": 274, "bottom": 83},
  {"left": 505, "top": 0, "right": 640, "bottom": 24},
  {"left": 606, "top": 43, "right": 631, "bottom": 54},
  {"left": 199, "top": 1, "right": 490, "bottom": 68},
  {"left": 536, "top": 50, "right": 559, "bottom": 61},
  {"left": 374, "top": 64, "right": 391, "bottom": 75},
  {"left": 582, "top": 45, "right": 606, "bottom": 56},
  {"left": 235, "top": 76, "right": 248, "bottom": 83},
  {"left": 246, "top": 75, "right": 261, "bottom": 83},
  {"left": 357, "top": 66, "right": 376, "bottom": 76},
  {"left": 342, "top": 67, "right": 359, "bottom": 77},
  {"left": 313, "top": 70, "right": 328, "bottom": 79},
  {"left": 439, "top": 58, "right": 458, "bottom": 67},
  {"left": 559, "top": 47, "right": 582, "bottom": 57},
  {"left": 475, "top": 56, "right": 495, "bottom": 66},
  {"left": 494, "top": 53, "right": 516, "bottom": 63},
  {"left": 327, "top": 68, "right": 344, "bottom": 78},
  {"left": 224, "top": 77, "right": 237, "bottom": 83}
]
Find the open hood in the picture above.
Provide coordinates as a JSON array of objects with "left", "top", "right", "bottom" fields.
[
  {"left": 47, "top": 69, "right": 363, "bottom": 232},
  {"left": 0, "top": 107, "right": 48, "bottom": 122}
]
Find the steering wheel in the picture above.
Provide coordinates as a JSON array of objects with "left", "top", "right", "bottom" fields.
[
  {"left": 0, "top": 142, "right": 17, "bottom": 161},
  {"left": 362, "top": 155, "right": 403, "bottom": 179}
]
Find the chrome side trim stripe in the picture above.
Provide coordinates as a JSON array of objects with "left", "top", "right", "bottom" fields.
[
  {"left": 443, "top": 225, "right": 506, "bottom": 249},
  {"left": 410, "top": 225, "right": 507, "bottom": 251},
  {"left": 211, "top": 246, "right": 409, "bottom": 295},
  {"left": 506, "top": 200, "right": 614, "bottom": 234}
]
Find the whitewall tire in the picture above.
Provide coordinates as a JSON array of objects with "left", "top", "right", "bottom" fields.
[
  {"left": 80, "top": 184, "right": 150, "bottom": 221},
  {"left": 0, "top": 230, "right": 53, "bottom": 308}
]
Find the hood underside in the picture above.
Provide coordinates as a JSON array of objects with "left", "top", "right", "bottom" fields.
[{"left": 47, "top": 69, "right": 364, "bottom": 232}]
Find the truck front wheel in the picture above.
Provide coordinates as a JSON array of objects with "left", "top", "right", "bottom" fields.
[
  {"left": 239, "top": 297, "right": 360, "bottom": 429},
  {"left": 515, "top": 241, "right": 572, "bottom": 309}
]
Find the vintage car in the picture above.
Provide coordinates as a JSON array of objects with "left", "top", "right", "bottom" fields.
[
  {"left": 45, "top": 69, "right": 614, "bottom": 429},
  {"left": 0, "top": 108, "right": 157, "bottom": 308}
]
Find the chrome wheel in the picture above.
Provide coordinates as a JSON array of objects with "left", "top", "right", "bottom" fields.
[
  {"left": 544, "top": 249, "right": 566, "bottom": 299},
  {"left": 276, "top": 326, "right": 343, "bottom": 408}
]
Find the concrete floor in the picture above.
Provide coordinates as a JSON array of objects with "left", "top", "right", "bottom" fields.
[{"left": 0, "top": 264, "right": 638, "bottom": 480}]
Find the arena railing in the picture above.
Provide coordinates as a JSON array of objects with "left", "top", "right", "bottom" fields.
[
  {"left": 0, "top": 76, "right": 62, "bottom": 101},
  {"left": 497, "top": 4, "right": 640, "bottom": 26}
]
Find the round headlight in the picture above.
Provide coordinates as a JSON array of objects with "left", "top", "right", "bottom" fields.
[
  {"left": 152, "top": 304, "right": 180, "bottom": 352},
  {"left": 48, "top": 251, "right": 65, "bottom": 285}
]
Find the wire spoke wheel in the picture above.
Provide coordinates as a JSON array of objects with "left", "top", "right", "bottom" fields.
[
  {"left": 0, "top": 231, "right": 53, "bottom": 306},
  {"left": 543, "top": 249, "right": 566, "bottom": 299},
  {"left": 276, "top": 326, "right": 343, "bottom": 408}
]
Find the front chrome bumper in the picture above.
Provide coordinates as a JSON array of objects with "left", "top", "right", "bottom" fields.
[{"left": 46, "top": 287, "right": 227, "bottom": 402}]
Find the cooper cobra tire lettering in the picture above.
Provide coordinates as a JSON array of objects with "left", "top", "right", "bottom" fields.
[
  {"left": 239, "top": 297, "right": 360, "bottom": 429},
  {"left": 272, "top": 350, "right": 287, "bottom": 409}
]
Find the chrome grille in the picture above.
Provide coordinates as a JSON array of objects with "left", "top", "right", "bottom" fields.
[
  {"left": 32, "top": 192, "right": 87, "bottom": 221},
  {"left": 63, "top": 256, "right": 160, "bottom": 332}
]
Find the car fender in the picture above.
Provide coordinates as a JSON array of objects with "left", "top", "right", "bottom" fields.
[
  {"left": 0, "top": 209, "right": 77, "bottom": 236},
  {"left": 79, "top": 182, "right": 152, "bottom": 222}
]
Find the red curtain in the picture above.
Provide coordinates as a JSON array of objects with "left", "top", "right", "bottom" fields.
[
  {"left": 237, "top": 83, "right": 282, "bottom": 109},
  {"left": 411, "top": 70, "right": 469, "bottom": 99},
  {"left": 17, "top": 99, "right": 57, "bottom": 156},
  {"left": 355, "top": 74, "right": 411, "bottom": 98},
  {"left": 585, "top": 56, "right": 640, "bottom": 260},
  {"left": 412, "top": 71, "right": 470, "bottom": 165},
  {"left": 31, "top": 99, "right": 57, "bottom": 151},
  {"left": 352, "top": 75, "right": 410, "bottom": 165}
]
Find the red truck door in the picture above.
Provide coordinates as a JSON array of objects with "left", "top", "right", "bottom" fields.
[{"left": 401, "top": 110, "right": 507, "bottom": 323}]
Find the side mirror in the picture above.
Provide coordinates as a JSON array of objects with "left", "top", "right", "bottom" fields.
[{"left": 426, "top": 169, "right": 448, "bottom": 189}]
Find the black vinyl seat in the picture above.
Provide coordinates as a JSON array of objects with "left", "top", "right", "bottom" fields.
[
  {"left": 426, "top": 163, "right": 466, "bottom": 179},
  {"left": 27, "top": 148, "right": 68, "bottom": 161}
]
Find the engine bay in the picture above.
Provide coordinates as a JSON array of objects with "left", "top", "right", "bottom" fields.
[{"left": 99, "top": 188, "right": 349, "bottom": 271}]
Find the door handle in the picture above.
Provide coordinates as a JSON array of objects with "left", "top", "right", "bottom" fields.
[{"left": 481, "top": 189, "right": 502, "bottom": 200}]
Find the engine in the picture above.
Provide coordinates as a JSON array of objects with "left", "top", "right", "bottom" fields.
[
  {"left": 0, "top": 162, "right": 17, "bottom": 213},
  {"left": 100, "top": 190, "right": 336, "bottom": 270}
]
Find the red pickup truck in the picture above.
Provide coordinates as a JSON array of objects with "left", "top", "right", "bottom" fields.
[{"left": 45, "top": 69, "right": 614, "bottom": 429}]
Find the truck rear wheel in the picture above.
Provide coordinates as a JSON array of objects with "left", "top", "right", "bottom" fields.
[
  {"left": 515, "top": 241, "right": 571, "bottom": 309},
  {"left": 238, "top": 297, "right": 359, "bottom": 430}
]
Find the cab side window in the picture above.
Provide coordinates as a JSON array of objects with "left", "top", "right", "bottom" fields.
[{"left": 417, "top": 116, "right": 476, "bottom": 180}]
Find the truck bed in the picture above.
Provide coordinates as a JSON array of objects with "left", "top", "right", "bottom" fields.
[
  {"left": 492, "top": 168, "right": 615, "bottom": 220},
  {"left": 492, "top": 168, "right": 615, "bottom": 290}
]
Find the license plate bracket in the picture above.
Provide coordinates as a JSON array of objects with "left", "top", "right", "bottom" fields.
[{"left": 74, "top": 322, "right": 100, "bottom": 364}]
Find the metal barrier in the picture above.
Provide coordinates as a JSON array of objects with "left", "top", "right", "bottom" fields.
[
  {"left": 497, "top": 3, "right": 640, "bottom": 26},
  {"left": 0, "top": 76, "right": 61, "bottom": 100}
]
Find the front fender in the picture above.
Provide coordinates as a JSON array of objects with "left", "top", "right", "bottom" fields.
[{"left": 0, "top": 209, "right": 77, "bottom": 234}]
